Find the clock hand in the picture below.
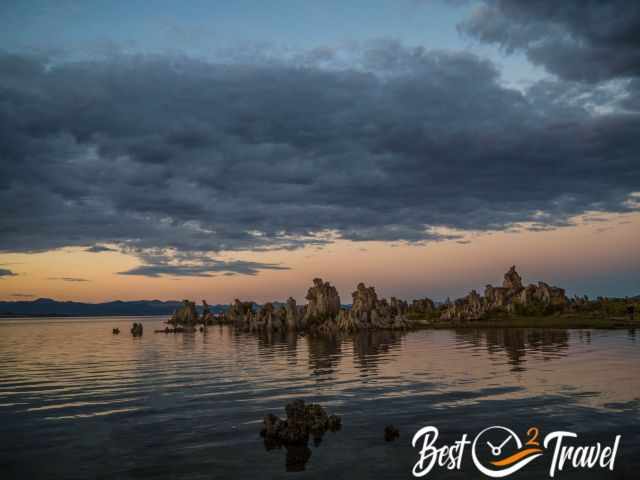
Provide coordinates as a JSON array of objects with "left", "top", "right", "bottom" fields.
[
  {"left": 498, "top": 436, "right": 512, "bottom": 450},
  {"left": 487, "top": 441, "right": 501, "bottom": 456}
]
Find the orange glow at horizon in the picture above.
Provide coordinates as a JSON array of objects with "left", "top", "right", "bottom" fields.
[{"left": 1, "top": 212, "right": 639, "bottom": 304}]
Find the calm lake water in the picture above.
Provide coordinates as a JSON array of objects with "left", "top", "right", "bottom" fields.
[{"left": 0, "top": 317, "right": 638, "bottom": 479}]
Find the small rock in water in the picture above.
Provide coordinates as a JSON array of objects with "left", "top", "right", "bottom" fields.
[
  {"left": 260, "top": 400, "right": 341, "bottom": 446},
  {"left": 327, "top": 414, "right": 341, "bottom": 432},
  {"left": 130, "top": 322, "right": 143, "bottom": 337},
  {"left": 112, "top": 328, "right": 120, "bottom": 335},
  {"left": 384, "top": 425, "right": 400, "bottom": 442}
]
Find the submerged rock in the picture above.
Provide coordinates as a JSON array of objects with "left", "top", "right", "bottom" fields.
[
  {"left": 384, "top": 425, "right": 400, "bottom": 442},
  {"left": 260, "top": 399, "right": 341, "bottom": 446},
  {"left": 154, "top": 326, "right": 190, "bottom": 333},
  {"left": 284, "top": 444, "right": 312, "bottom": 472}
]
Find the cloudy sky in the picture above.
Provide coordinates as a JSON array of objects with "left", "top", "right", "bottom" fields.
[{"left": 0, "top": 0, "right": 639, "bottom": 303}]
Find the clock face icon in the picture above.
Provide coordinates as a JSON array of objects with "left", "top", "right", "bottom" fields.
[
  {"left": 472, "top": 426, "right": 543, "bottom": 478},
  {"left": 487, "top": 434, "right": 516, "bottom": 457}
]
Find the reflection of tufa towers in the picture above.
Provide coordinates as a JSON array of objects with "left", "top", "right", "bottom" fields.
[
  {"left": 352, "top": 330, "right": 404, "bottom": 375},
  {"left": 484, "top": 329, "right": 569, "bottom": 371},
  {"left": 306, "top": 335, "right": 343, "bottom": 377}
]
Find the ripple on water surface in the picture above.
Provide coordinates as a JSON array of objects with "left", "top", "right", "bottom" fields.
[{"left": 0, "top": 317, "right": 639, "bottom": 479}]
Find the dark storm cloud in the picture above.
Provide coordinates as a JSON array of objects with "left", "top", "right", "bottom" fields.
[
  {"left": 85, "top": 245, "right": 117, "bottom": 253},
  {"left": 116, "top": 249, "right": 288, "bottom": 277},
  {"left": 47, "top": 277, "right": 90, "bottom": 282},
  {"left": 119, "top": 259, "right": 289, "bottom": 278},
  {"left": 0, "top": 268, "right": 17, "bottom": 278},
  {"left": 0, "top": 43, "right": 638, "bottom": 276},
  {"left": 459, "top": 0, "right": 640, "bottom": 83}
]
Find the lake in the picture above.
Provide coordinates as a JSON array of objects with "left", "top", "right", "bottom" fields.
[{"left": 0, "top": 317, "right": 638, "bottom": 479}]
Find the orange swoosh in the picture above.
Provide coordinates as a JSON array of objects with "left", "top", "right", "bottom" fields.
[{"left": 490, "top": 448, "right": 543, "bottom": 467}]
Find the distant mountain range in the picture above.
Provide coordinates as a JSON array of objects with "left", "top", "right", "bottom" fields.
[
  {"left": 3, "top": 295, "right": 634, "bottom": 318},
  {"left": 0, "top": 298, "right": 228, "bottom": 317}
]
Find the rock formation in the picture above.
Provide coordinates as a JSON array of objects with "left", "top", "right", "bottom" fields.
[
  {"left": 225, "top": 299, "right": 255, "bottom": 326},
  {"left": 521, "top": 282, "right": 567, "bottom": 307},
  {"left": 384, "top": 425, "right": 400, "bottom": 442},
  {"left": 351, "top": 283, "right": 378, "bottom": 322},
  {"left": 253, "top": 302, "right": 285, "bottom": 332},
  {"left": 130, "top": 322, "right": 143, "bottom": 336},
  {"left": 502, "top": 265, "right": 523, "bottom": 290},
  {"left": 303, "top": 278, "right": 341, "bottom": 326},
  {"left": 201, "top": 300, "right": 214, "bottom": 325},
  {"left": 169, "top": 300, "right": 199, "bottom": 325},
  {"left": 260, "top": 399, "right": 341, "bottom": 446},
  {"left": 442, "top": 266, "right": 567, "bottom": 321},
  {"left": 285, "top": 297, "right": 304, "bottom": 330},
  {"left": 336, "top": 282, "right": 411, "bottom": 332},
  {"left": 410, "top": 298, "right": 436, "bottom": 315},
  {"left": 441, "top": 289, "right": 485, "bottom": 321},
  {"left": 160, "top": 267, "right": 569, "bottom": 334},
  {"left": 225, "top": 279, "right": 415, "bottom": 334},
  {"left": 261, "top": 400, "right": 342, "bottom": 471},
  {"left": 390, "top": 297, "right": 408, "bottom": 316}
]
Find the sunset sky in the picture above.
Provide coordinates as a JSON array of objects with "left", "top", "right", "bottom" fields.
[{"left": 1, "top": 0, "right": 639, "bottom": 303}]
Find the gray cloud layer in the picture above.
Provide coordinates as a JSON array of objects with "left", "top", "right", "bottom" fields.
[
  {"left": 0, "top": 268, "right": 17, "bottom": 278},
  {"left": 85, "top": 244, "right": 117, "bottom": 253},
  {"left": 47, "top": 277, "right": 90, "bottom": 282},
  {"left": 1, "top": 33, "right": 639, "bottom": 276},
  {"left": 459, "top": 0, "right": 640, "bottom": 84},
  {"left": 117, "top": 250, "right": 289, "bottom": 277}
]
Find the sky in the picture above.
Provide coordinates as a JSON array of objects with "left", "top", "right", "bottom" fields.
[{"left": 0, "top": 0, "right": 639, "bottom": 303}]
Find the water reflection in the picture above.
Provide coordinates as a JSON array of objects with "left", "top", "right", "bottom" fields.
[
  {"left": 306, "top": 335, "right": 343, "bottom": 377},
  {"left": 0, "top": 318, "right": 638, "bottom": 479},
  {"left": 482, "top": 329, "right": 570, "bottom": 371},
  {"left": 263, "top": 437, "right": 313, "bottom": 472},
  {"left": 251, "top": 327, "right": 574, "bottom": 378},
  {"left": 351, "top": 330, "right": 404, "bottom": 375}
]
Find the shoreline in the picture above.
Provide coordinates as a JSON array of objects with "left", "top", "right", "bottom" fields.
[
  {"left": 2, "top": 314, "right": 637, "bottom": 330},
  {"left": 416, "top": 316, "right": 639, "bottom": 330}
]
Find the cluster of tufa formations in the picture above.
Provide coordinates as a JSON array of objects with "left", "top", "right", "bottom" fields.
[
  {"left": 149, "top": 266, "right": 640, "bottom": 335},
  {"left": 441, "top": 265, "right": 567, "bottom": 321},
  {"left": 221, "top": 278, "right": 415, "bottom": 334}
]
